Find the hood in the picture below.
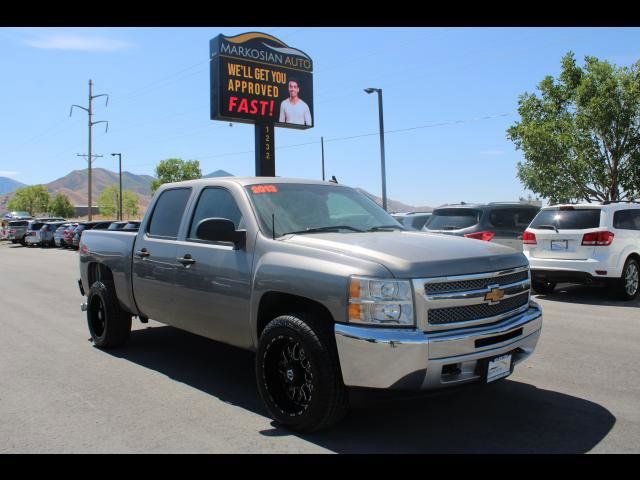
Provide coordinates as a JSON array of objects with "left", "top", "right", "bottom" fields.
[{"left": 283, "top": 231, "right": 527, "bottom": 278}]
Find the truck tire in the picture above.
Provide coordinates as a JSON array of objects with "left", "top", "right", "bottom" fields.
[
  {"left": 613, "top": 257, "right": 639, "bottom": 301},
  {"left": 531, "top": 280, "right": 556, "bottom": 295},
  {"left": 86, "top": 280, "right": 132, "bottom": 348},
  {"left": 256, "top": 314, "right": 349, "bottom": 432}
]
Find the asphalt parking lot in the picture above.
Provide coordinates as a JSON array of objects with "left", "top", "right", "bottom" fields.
[{"left": 1, "top": 241, "right": 638, "bottom": 453}]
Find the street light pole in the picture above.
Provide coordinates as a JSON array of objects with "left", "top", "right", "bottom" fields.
[
  {"left": 364, "top": 87, "right": 387, "bottom": 211},
  {"left": 111, "top": 153, "right": 122, "bottom": 221}
]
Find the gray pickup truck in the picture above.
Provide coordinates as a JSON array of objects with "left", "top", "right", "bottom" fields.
[{"left": 78, "top": 177, "right": 543, "bottom": 432}]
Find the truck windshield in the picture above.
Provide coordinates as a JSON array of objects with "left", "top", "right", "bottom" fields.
[{"left": 245, "top": 183, "right": 402, "bottom": 238}]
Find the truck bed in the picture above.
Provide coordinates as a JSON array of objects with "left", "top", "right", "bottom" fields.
[{"left": 79, "top": 230, "right": 139, "bottom": 316}]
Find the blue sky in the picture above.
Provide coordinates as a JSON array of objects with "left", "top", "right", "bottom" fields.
[{"left": 1, "top": 27, "right": 639, "bottom": 208}]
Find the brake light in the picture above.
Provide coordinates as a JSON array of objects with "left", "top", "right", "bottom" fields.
[
  {"left": 522, "top": 230, "right": 537, "bottom": 244},
  {"left": 464, "top": 231, "right": 495, "bottom": 241},
  {"left": 10, "top": 229, "right": 15, "bottom": 234},
  {"left": 582, "top": 231, "right": 614, "bottom": 246}
]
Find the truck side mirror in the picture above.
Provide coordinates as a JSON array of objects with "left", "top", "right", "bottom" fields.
[{"left": 196, "top": 217, "right": 246, "bottom": 249}]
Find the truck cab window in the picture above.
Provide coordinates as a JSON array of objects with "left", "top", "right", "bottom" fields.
[{"left": 147, "top": 188, "right": 191, "bottom": 238}]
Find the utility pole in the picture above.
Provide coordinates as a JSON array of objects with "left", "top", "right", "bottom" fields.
[
  {"left": 321, "top": 136, "right": 325, "bottom": 181},
  {"left": 111, "top": 153, "right": 123, "bottom": 221},
  {"left": 70, "top": 79, "right": 109, "bottom": 220},
  {"left": 76, "top": 154, "right": 103, "bottom": 218}
]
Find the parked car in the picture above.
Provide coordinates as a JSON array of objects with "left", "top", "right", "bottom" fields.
[
  {"left": 71, "top": 221, "right": 112, "bottom": 249},
  {"left": 2, "top": 214, "right": 32, "bottom": 241},
  {"left": 78, "top": 177, "right": 542, "bottom": 432},
  {"left": 54, "top": 223, "right": 76, "bottom": 247},
  {"left": 24, "top": 218, "right": 65, "bottom": 247},
  {"left": 62, "top": 224, "right": 78, "bottom": 248},
  {"left": 391, "top": 212, "right": 432, "bottom": 230},
  {"left": 7, "top": 220, "right": 31, "bottom": 245},
  {"left": 523, "top": 202, "right": 640, "bottom": 299},
  {"left": 40, "top": 221, "right": 68, "bottom": 248},
  {"left": 422, "top": 202, "right": 540, "bottom": 251},
  {"left": 3, "top": 211, "right": 32, "bottom": 220}
]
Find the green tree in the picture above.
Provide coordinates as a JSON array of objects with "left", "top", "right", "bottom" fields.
[
  {"left": 49, "top": 192, "right": 75, "bottom": 218},
  {"left": 7, "top": 185, "right": 50, "bottom": 215},
  {"left": 151, "top": 158, "right": 202, "bottom": 193},
  {"left": 507, "top": 52, "right": 640, "bottom": 203},
  {"left": 97, "top": 185, "right": 139, "bottom": 219},
  {"left": 123, "top": 191, "right": 139, "bottom": 219}
]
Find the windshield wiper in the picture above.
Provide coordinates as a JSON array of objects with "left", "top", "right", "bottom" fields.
[
  {"left": 537, "top": 224, "right": 559, "bottom": 233},
  {"left": 281, "top": 225, "right": 364, "bottom": 235},
  {"left": 366, "top": 225, "right": 405, "bottom": 232}
]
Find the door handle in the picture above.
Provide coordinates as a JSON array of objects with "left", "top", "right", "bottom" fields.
[
  {"left": 177, "top": 254, "right": 196, "bottom": 266},
  {"left": 135, "top": 248, "right": 150, "bottom": 258}
]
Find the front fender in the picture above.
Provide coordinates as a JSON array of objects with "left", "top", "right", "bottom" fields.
[{"left": 249, "top": 239, "right": 391, "bottom": 349}]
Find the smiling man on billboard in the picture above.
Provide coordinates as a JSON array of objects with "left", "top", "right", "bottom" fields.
[{"left": 279, "top": 78, "right": 312, "bottom": 127}]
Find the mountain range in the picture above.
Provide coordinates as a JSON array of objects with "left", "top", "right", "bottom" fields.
[
  {"left": 0, "top": 168, "right": 431, "bottom": 215},
  {"left": 0, "top": 177, "right": 26, "bottom": 195}
]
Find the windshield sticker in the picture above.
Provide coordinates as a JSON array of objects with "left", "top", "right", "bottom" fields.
[{"left": 251, "top": 185, "right": 278, "bottom": 194}]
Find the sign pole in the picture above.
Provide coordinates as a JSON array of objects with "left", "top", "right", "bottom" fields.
[
  {"left": 210, "top": 33, "right": 313, "bottom": 178},
  {"left": 255, "top": 122, "right": 275, "bottom": 176}
]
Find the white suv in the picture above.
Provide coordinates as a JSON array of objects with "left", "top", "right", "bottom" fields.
[{"left": 523, "top": 202, "right": 640, "bottom": 300}]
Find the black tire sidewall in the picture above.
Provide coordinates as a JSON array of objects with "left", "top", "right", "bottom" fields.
[
  {"left": 532, "top": 280, "right": 556, "bottom": 295},
  {"left": 256, "top": 315, "right": 345, "bottom": 432},
  {"left": 86, "top": 280, "right": 131, "bottom": 348}
]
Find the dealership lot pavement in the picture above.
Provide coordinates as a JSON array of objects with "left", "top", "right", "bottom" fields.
[{"left": 1, "top": 241, "right": 638, "bottom": 453}]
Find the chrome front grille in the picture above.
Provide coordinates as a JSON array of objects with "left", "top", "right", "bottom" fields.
[
  {"left": 428, "top": 291, "right": 529, "bottom": 325},
  {"left": 413, "top": 266, "right": 531, "bottom": 332},
  {"left": 424, "top": 270, "right": 529, "bottom": 294}
]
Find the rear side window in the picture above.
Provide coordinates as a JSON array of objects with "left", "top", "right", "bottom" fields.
[
  {"left": 489, "top": 208, "right": 539, "bottom": 230},
  {"left": 424, "top": 209, "right": 480, "bottom": 230},
  {"left": 613, "top": 209, "right": 640, "bottom": 230},
  {"left": 530, "top": 208, "right": 601, "bottom": 229},
  {"left": 148, "top": 188, "right": 191, "bottom": 238}
]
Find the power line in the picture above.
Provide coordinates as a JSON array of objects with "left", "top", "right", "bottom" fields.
[{"left": 190, "top": 112, "right": 511, "bottom": 161}]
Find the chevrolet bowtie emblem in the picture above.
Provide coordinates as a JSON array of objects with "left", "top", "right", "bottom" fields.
[{"left": 485, "top": 287, "right": 505, "bottom": 303}]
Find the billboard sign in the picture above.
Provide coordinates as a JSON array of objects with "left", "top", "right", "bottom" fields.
[{"left": 210, "top": 32, "right": 314, "bottom": 129}]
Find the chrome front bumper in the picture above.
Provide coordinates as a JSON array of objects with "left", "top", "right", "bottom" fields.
[{"left": 334, "top": 303, "right": 542, "bottom": 390}]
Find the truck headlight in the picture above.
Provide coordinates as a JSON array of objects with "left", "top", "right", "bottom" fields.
[{"left": 348, "top": 276, "right": 415, "bottom": 327}]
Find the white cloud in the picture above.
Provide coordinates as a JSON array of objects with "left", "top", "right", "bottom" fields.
[
  {"left": 24, "top": 33, "right": 132, "bottom": 52},
  {"left": 0, "top": 171, "right": 19, "bottom": 177}
]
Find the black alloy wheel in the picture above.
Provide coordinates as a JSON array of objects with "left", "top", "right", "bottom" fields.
[
  {"left": 263, "top": 335, "right": 314, "bottom": 416},
  {"left": 256, "top": 315, "right": 349, "bottom": 432}
]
